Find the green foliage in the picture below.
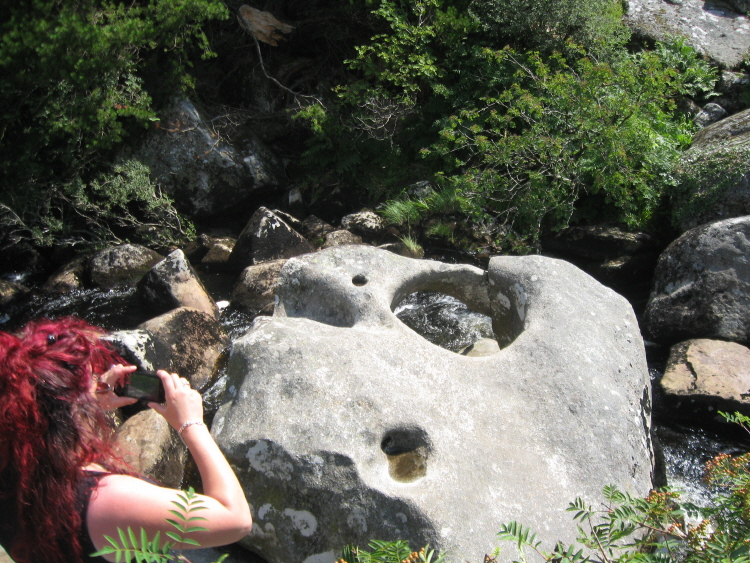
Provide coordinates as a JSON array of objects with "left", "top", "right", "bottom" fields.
[
  {"left": 469, "top": 0, "right": 631, "bottom": 56},
  {"left": 72, "top": 159, "right": 195, "bottom": 249},
  {"left": 295, "top": 0, "right": 717, "bottom": 253},
  {"left": 0, "top": 0, "right": 227, "bottom": 249},
  {"left": 339, "top": 540, "right": 445, "bottom": 563},
  {"left": 424, "top": 43, "right": 703, "bottom": 249},
  {"left": 91, "top": 487, "right": 227, "bottom": 563},
  {"left": 399, "top": 234, "right": 424, "bottom": 256}
]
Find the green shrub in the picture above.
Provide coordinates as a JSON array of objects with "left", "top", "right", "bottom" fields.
[
  {"left": 469, "top": 0, "right": 631, "bottom": 56},
  {"left": 0, "top": 0, "right": 227, "bottom": 249},
  {"left": 423, "top": 44, "right": 703, "bottom": 249},
  {"left": 339, "top": 540, "right": 445, "bottom": 563},
  {"left": 296, "top": 0, "right": 716, "bottom": 253}
]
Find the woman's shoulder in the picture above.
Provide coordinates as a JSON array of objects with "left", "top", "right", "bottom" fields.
[
  {"left": 87, "top": 473, "right": 183, "bottom": 532},
  {"left": 93, "top": 473, "right": 161, "bottom": 495}
]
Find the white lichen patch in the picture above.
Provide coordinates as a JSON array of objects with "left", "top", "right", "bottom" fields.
[
  {"left": 283, "top": 508, "right": 318, "bottom": 537},
  {"left": 246, "top": 440, "right": 294, "bottom": 480}
]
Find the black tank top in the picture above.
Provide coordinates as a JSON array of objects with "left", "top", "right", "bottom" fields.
[
  {"left": 78, "top": 471, "right": 109, "bottom": 562},
  {"left": 0, "top": 470, "right": 108, "bottom": 562}
]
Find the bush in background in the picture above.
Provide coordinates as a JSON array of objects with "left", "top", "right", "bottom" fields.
[
  {"left": 0, "top": 0, "right": 227, "bottom": 250},
  {"left": 295, "top": 0, "right": 717, "bottom": 253}
]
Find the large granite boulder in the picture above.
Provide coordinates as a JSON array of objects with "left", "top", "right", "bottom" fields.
[
  {"left": 671, "top": 108, "right": 750, "bottom": 232},
  {"left": 644, "top": 216, "right": 750, "bottom": 345},
  {"left": 625, "top": 0, "right": 750, "bottom": 69},
  {"left": 212, "top": 246, "right": 653, "bottom": 563},
  {"left": 131, "top": 98, "right": 285, "bottom": 218}
]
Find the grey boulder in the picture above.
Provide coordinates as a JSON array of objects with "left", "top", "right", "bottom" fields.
[
  {"left": 625, "top": 0, "right": 750, "bottom": 69},
  {"left": 228, "top": 207, "right": 315, "bottom": 269},
  {"left": 138, "top": 249, "right": 219, "bottom": 318},
  {"left": 139, "top": 307, "right": 230, "bottom": 391},
  {"left": 88, "top": 244, "right": 163, "bottom": 289},
  {"left": 672, "top": 108, "right": 750, "bottom": 232},
  {"left": 644, "top": 216, "right": 750, "bottom": 345},
  {"left": 212, "top": 246, "right": 653, "bottom": 563},
  {"left": 114, "top": 409, "right": 186, "bottom": 488},
  {"left": 132, "top": 99, "right": 284, "bottom": 218}
]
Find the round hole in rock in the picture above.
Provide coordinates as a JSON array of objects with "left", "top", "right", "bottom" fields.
[
  {"left": 352, "top": 274, "right": 368, "bottom": 286},
  {"left": 381, "top": 427, "right": 430, "bottom": 483},
  {"left": 393, "top": 291, "right": 497, "bottom": 354}
]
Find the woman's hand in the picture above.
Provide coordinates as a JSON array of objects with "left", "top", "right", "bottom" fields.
[
  {"left": 92, "top": 364, "right": 138, "bottom": 410},
  {"left": 148, "top": 370, "right": 203, "bottom": 432}
]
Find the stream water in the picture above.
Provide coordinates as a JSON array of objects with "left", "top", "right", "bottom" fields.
[{"left": 2, "top": 270, "right": 748, "bottom": 520}]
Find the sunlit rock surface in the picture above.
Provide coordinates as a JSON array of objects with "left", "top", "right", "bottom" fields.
[
  {"left": 625, "top": 0, "right": 750, "bottom": 69},
  {"left": 213, "top": 246, "right": 653, "bottom": 563}
]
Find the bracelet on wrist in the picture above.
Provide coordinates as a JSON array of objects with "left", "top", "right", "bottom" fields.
[{"left": 177, "top": 420, "right": 206, "bottom": 437}]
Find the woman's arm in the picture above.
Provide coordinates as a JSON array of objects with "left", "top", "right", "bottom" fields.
[{"left": 87, "top": 370, "right": 252, "bottom": 560}]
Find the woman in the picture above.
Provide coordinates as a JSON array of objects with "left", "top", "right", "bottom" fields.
[{"left": 0, "top": 317, "right": 253, "bottom": 563}]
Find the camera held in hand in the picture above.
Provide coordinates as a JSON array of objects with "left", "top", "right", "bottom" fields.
[{"left": 116, "top": 371, "right": 165, "bottom": 403}]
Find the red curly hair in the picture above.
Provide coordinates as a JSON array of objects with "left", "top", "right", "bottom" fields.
[{"left": 0, "top": 317, "right": 133, "bottom": 563}]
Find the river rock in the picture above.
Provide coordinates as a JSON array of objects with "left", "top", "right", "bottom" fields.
[
  {"left": 231, "top": 259, "right": 286, "bottom": 314},
  {"left": 41, "top": 255, "right": 90, "bottom": 293},
  {"left": 671, "top": 108, "right": 750, "bottom": 232},
  {"left": 341, "top": 209, "right": 387, "bottom": 242},
  {"left": 661, "top": 339, "right": 750, "bottom": 418},
  {"left": 378, "top": 241, "right": 425, "bottom": 259},
  {"left": 103, "top": 329, "right": 171, "bottom": 373},
  {"left": 88, "top": 244, "right": 163, "bottom": 289},
  {"left": 542, "top": 225, "right": 660, "bottom": 297},
  {"left": 543, "top": 225, "right": 657, "bottom": 260},
  {"left": 138, "top": 249, "right": 218, "bottom": 318},
  {"left": 132, "top": 98, "right": 285, "bottom": 219},
  {"left": 228, "top": 207, "right": 315, "bottom": 269},
  {"left": 644, "top": 216, "right": 750, "bottom": 345},
  {"left": 459, "top": 337, "right": 501, "bottom": 357},
  {"left": 202, "top": 237, "right": 236, "bottom": 266},
  {"left": 0, "top": 279, "right": 28, "bottom": 307},
  {"left": 625, "top": 0, "right": 750, "bottom": 69},
  {"left": 716, "top": 71, "right": 750, "bottom": 114},
  {"left": 114, "top": 409, "right": 186, "bottom": 488},
  {"left": 694, "top": 103, "right": 728, "bottom": 129},
  {"left": 321, "top": 230, "right": 363, "bottom": 248},
  {"left": 138, "top": 307, "right": 230, "bottom": 391},
  {"left": 299, "top": 215, "right": 336, "bottom": 246},
  {"left": 212, "top": 246, "right": 653, "bottom": 563}
]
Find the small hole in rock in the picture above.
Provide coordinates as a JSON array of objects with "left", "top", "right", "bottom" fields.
[
  {"left": 352, "top": 274, "right": 368, "bottom": 286},
  {"left": 381, "top": 427, "right": 430, "bottom": 483}
]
